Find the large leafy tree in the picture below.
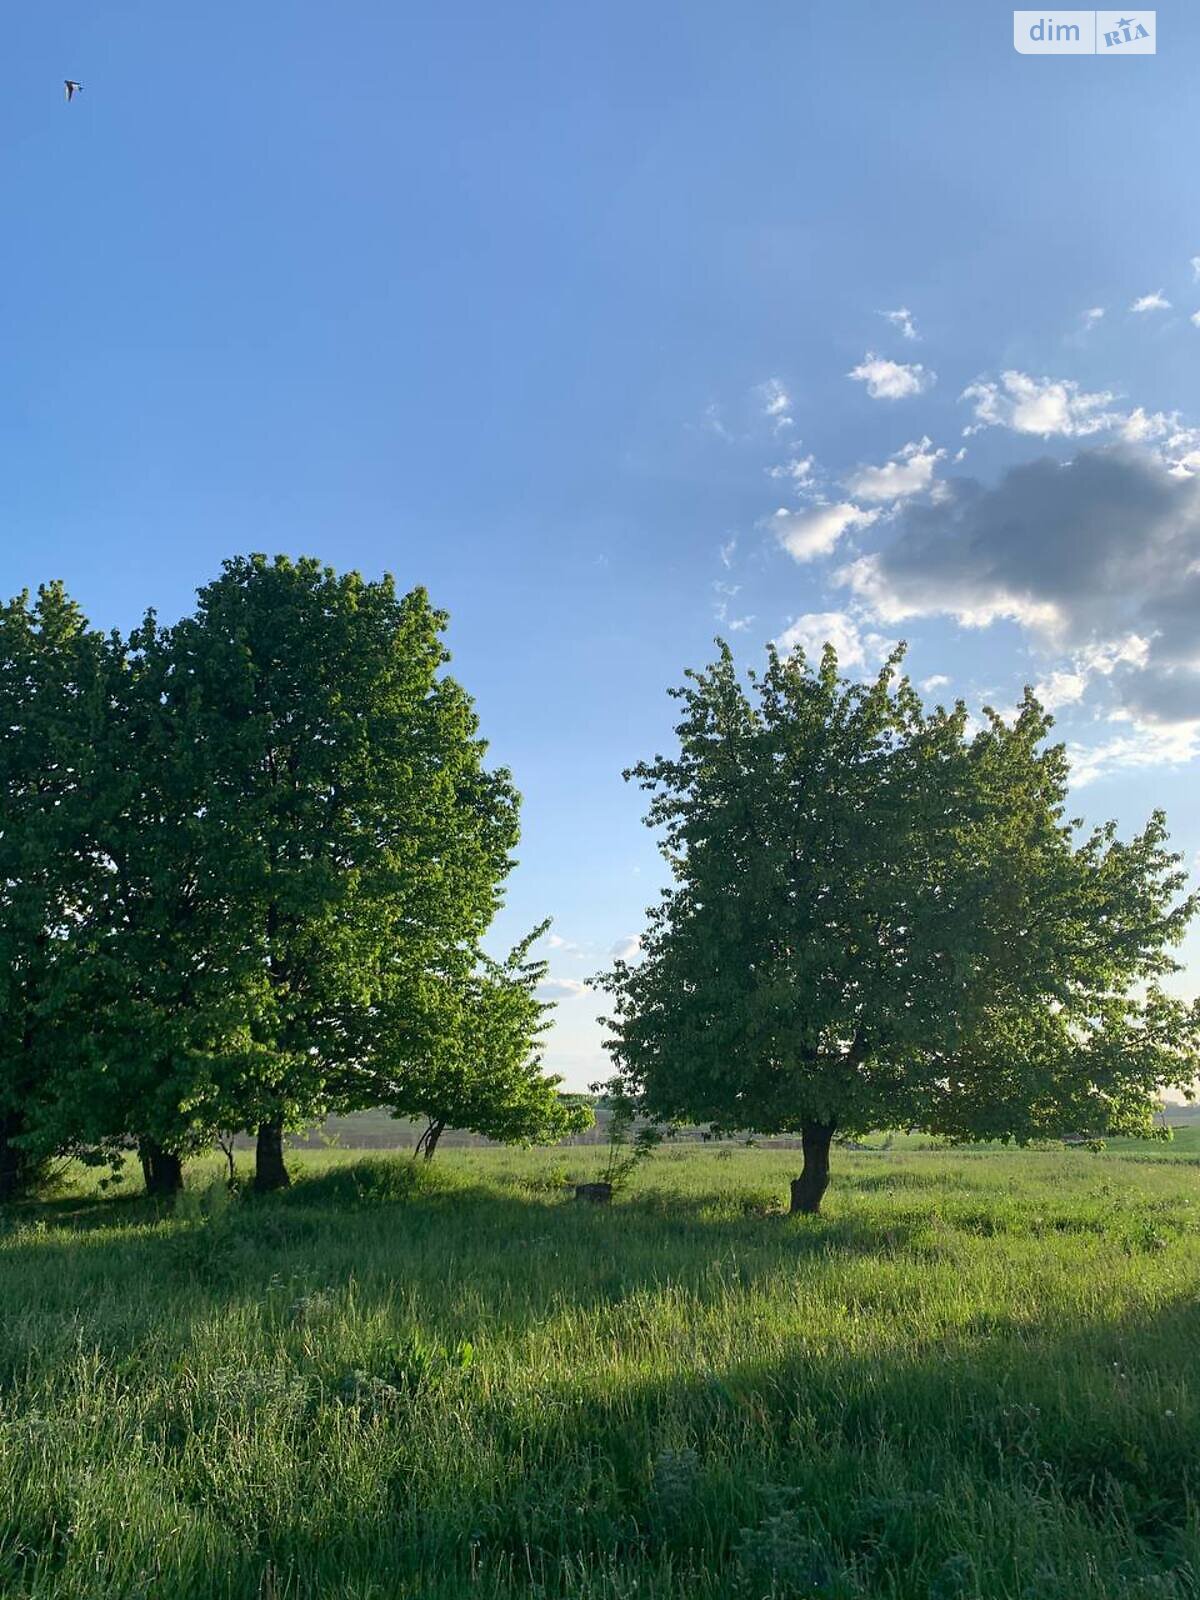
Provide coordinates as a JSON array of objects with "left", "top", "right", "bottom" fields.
[
  {"left": 165, "top": 555, "right": 522, "bottom": 1189},
  {"left": 600, "top": 642, "right": 1199, "bottom": 1214},
  {"left": 0, "top": 557, "right": 545, "bottom": 1199},
  {"left": 0, "top": 586, "right": 113, "bottom": 1198},
  {"left": 35, "top": 610, "right": 271, "bottom": 1195}
]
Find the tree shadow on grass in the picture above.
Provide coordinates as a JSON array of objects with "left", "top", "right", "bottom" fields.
[
  {"left": 0, "top": 1164, "right": 936, "bottom": 1443},
  {"left": 0, "top": 1179, "right": 173, "bottom": 1230},
  {"left": 52, "top": 1290, "right": 1192, "bottom": 1600}
]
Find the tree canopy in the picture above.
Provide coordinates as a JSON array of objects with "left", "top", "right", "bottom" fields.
[
  {"left": 160, "top": 555, "right": 524, "bottom": 1187},
  {"left": 0, "top": 557, "right": 571, "bottom": 1197},
  {"left": 600, "top": 641, "right": 1200, "bottom": 1212},
  {"left": 0, "top": 586, "right": 113, "bottom": 1197}
]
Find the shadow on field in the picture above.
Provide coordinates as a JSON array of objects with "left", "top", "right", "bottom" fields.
[
  {"left": 0, "top": 1162, "right": 928, "bottom": 1328},
  {"left": 168, "top": 1287, "right": 1200, "bottom": 1598},
  {"left": 1, "top": 1186, "right": 170, "bottom": 1231}
]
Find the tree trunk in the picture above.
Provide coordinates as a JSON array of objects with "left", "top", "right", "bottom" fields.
[
  {"left": 0, "top": 1114, "right": 29, "bottom": 1203},
  {"left": 417, "top": 1117, "right": 446, "bottom": 1162},
  {"left": 789, "top": 1121, "right": 835, "bottom": 1215},
  {"left": 216, "top": 1134, "right": 237, "bottom": 1185},
  {"left": 254, "top": 1121, "right": 290, "bottom": 1192},
  {"left": 139, "top": 1140, "right": 184, "bottom": 1198}
]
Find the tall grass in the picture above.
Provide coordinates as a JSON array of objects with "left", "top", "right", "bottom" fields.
[{"left": 1, "top": 1144, "right": 1197, "bottom": 1598}]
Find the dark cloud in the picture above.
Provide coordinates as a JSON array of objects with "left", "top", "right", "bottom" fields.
[{"left": 840, "top": 446, "right": 1200, "bottom": 724}]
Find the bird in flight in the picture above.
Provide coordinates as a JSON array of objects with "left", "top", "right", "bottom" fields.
[{"left": 64, "top": 80, "right": 83, "bottom": 101}]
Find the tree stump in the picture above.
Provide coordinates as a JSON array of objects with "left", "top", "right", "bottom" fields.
[{"left": 575, "top": 1182, "right": 613, "bottom": 1204}]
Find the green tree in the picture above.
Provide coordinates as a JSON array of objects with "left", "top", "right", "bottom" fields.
[
  {"left": 166, "top": 555, "right": 522, "bottom": 1190},
  {"left": 380, "top": 927, "right": 593, "bottom": 1158},
  {"left": 600, "top": 641, "right": 1200, "bottom": 1214},
  {"left": 39, "top": 609, "right": 270, "bottom": 1196},
  {"left": 0, "top": 586, "right": 112, "bottom": 1199}
]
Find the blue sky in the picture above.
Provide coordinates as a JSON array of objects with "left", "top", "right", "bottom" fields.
[{"left": 3, "top": 3, "right": 1198, "bottom": 1089}]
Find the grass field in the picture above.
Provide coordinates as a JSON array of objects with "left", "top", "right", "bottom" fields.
[{"left": 2, "top": 1143, "right": 1199, "bottom": 1599}]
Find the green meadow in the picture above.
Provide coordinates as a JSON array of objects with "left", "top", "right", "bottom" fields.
[{"left": 2, "top": 1142, "right": 1198, "bottom": 1600}]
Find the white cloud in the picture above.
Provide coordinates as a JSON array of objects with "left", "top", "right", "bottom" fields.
[
  {"left": 714, "top": 580, "right": 754, "bottom": 633},
  {"left": 1114, "top": 410, "right": 1200, "bottom": 475},
  {"left": 772, "top": 501, "right": 878, "bottom": 563},
  {"left": 838, "top": 553, "right": 1064, "bottom": 634},
  {"left": 1192, "top": 311, "right": 1200, "bottom": 330},
  {"left": 845, "top": 438, "right": 944, "bottom": 502},
  {"left": 1034, "top": 636, "right": 1152, "bottom": 713},
  {"left": 719, "top": 537, "right": 737, "bottom": 568},
  {"left": 1082, "top": 306, "right": 1105, "bottom": 328},
  {"left": 1033, "top": 668, "right": 1089, "bottom": 712},
  {"left": 758, "top": 378, "right": 794, "bottom": 430},
  {"left": 920, "top": 673, "right": 951, "bottom": 694},
  {"left": 536, "top": 977, "right": 593, "bottom": 1000},
  {"left": 776, "top": 610, "right": 877, "bottom": 669},
  {"left": 961, "top": 370, "right": 1117, "bottom": 438},
  {"left": 1121, "top": 406, "right": 1170, "bottom": 443},
  {"left": 1192, "top": 257, "right": 1200, "bottom": 282},
  {"left": 610, "top": 935, "right": 642, "bottom": 961},
  {"left": 848, "top": 353, "right": 934, "bottom": 401},
  {"left": 1091, "top": 634, "right": 1151, "bottom": 672},
  {"left": 766, "top": 454, "right": 816, "bottom": 488},
  {"left": 715, "top": 601, "right": 755, "bottom": 632},
  {"left": 1131, "top": 291, "right": 1171, "bottom": 313},
  {"left": 1069, "top": 720, "right": 1200, "bottom": 786},
  {"left": 881, "top": 307, "right": 918, "bottom": 340}
]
